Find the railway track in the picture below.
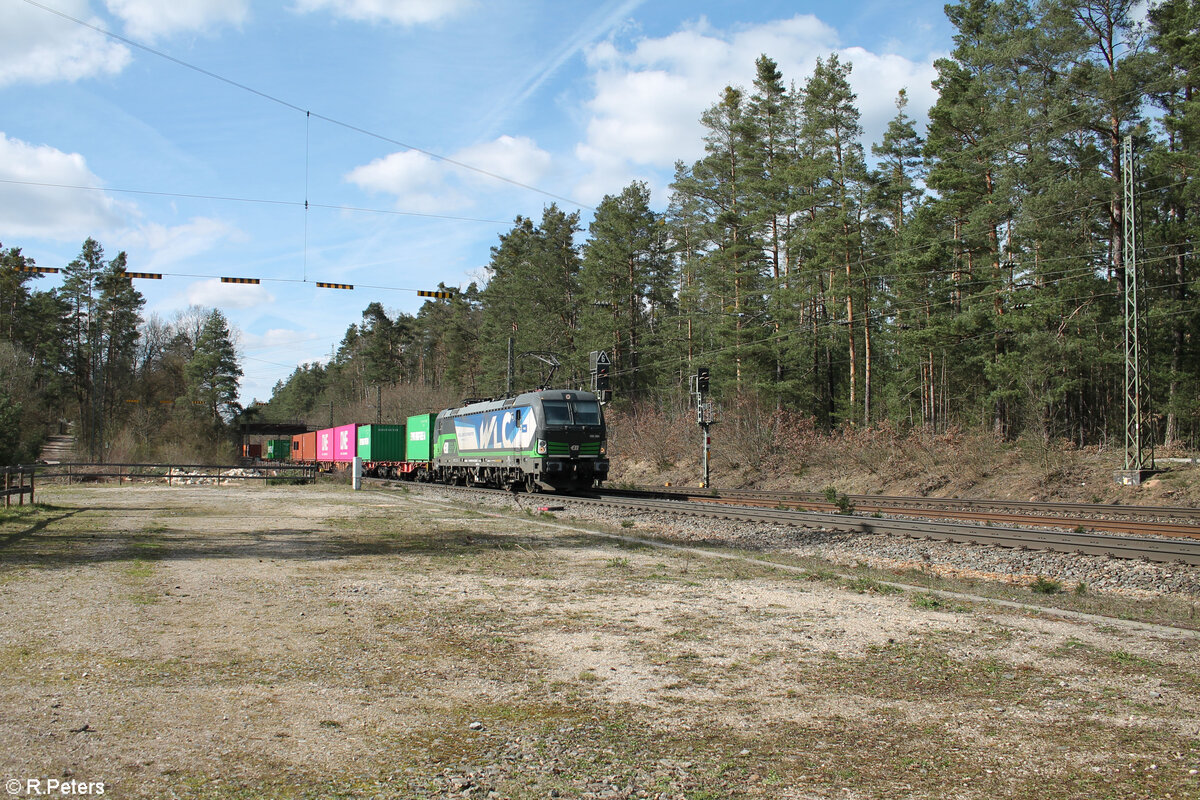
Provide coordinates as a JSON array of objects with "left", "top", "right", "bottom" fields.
[
  {"left": 372, "top": 479, "right": 1200, "bottom": 566},
  {"left": 612, "top": 486, "right": 1200, "bottom": 540}
]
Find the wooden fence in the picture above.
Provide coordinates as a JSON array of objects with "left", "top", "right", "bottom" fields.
[
  {"left": 6, "top": 462, "right": 318, "bottom": 487},
  {"left": 1, "top": 466, "right": 35, "bottom": 507}
]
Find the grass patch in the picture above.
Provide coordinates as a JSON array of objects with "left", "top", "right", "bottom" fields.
[
  {"left": 1030, "top": 576, "right": 1063, "bottom": 595},
  {"left": 125, "top": 559, "right": 156, "bottom": 579},
  {"left": 845, "top": 577, "right": 903, "bottom": 595},
  {"left": 910, "top": 592, "right": 971, "bottom": 612}
]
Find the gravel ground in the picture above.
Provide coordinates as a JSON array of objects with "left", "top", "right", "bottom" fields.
[
  {"left": 406, "top": 484, "right": 1200, "bottom": 601},
  {"left": 2, "top": 482, "right": 1198, "bottom": 800}
]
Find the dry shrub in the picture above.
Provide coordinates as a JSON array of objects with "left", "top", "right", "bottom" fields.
[
  {"left": 607, "top": 393, "right": 1041, "bottom": 495},
  {"left": 606, "top": 401, "right": 694, "bottom": 469},
  {"left": 719, "top": 397, "right": 823, "bottom": 474}
]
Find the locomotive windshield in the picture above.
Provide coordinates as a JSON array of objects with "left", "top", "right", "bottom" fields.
[
  {"left": 541, "top": 399, "right": 603, "bottom": 426},
  {"left": 572, "top": 401, "right": 602, "bottom": 425},
  {"left": 542, "top": 401, "right": 572, "bottom": 425}
]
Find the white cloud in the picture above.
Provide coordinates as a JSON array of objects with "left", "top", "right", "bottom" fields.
[
  {"left": 345, "top": 150, "right": 442, "bottom": 194},
  {"left": 115, "top": 217, "right": 244, "bottom": 271},
  {"left": 574, "top": 14, "right": 940, "bottom": 202},
  {"left": 292, "top": 0, "right": 473, "bottom": 25},
  {"left": 344, "top": 150, "right": 467, "bottom": 213},
  {"left": 455, "top": 136, "right": 553, "bottom": 188},
  {"left": 0, "top": 132, "right": 127, "bottom": 240},
  {"left": 0, "top": 0, "right": 131, "bottom": 86},
  {"left": 185, "top": 278, "right": 275, "bottom": 309},
  {"left": 105, "top": 0, "right": 249, "bottom": 41},
  {"left": 344, "top": 135, "right": 551, "bottom": 212},
  {"left": 242, "top": 328, "right": 323, "bottom": 352}
]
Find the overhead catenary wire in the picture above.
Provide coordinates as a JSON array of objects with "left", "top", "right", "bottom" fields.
[
  {"left": 15, "top": 0, "right": 1176, "bottom": 288},
  {"left": 0, "top": 178, "right": 514, "bottom": 226},
  {"left": 18, "top": 0, "right": 596, "bottom": 213},
  {"left": 18, "top": 0, "right": 1189, "bottom": 400}
]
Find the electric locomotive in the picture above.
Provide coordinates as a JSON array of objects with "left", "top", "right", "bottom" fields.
[{"left": 429, "top": 388, "right": 608, "bottom": 492}]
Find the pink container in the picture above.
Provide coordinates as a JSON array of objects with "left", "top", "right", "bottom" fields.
[
  {"left": 333, "top": 423, "right": 357, "bottom": 463},
  {"left": 317, "top": 428, "right": 335, "bottom": 461}
]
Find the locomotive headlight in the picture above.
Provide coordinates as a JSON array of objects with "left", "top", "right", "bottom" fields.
[
  {"left": 599, "top": 441, "right": 607, "bottom": 456},
  {"left": 537, "top": 439, "right": 547, "bottom": 455}
]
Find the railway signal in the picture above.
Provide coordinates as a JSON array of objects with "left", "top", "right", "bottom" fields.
[
  {"left": 589, "top": 351, "right": 611, "bottom": 403},
  {"left": 690, "top": 366, "right": 716, "bottom": 488}
]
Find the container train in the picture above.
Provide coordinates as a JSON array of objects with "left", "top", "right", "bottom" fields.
[{"left": 258, "top": 388, "right": 608, "bottom": 492}]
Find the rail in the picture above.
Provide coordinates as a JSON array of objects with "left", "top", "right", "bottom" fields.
[
  {"left": 378, "top": 481, "right": 1200, "bottom": 566},
  {"left": 620, "top": 486, "right": 1200, "bottom": 528},
  {"left": 2, "top": 466, "right": 35, "bottom": 507},
  {"left": 17, "top": 462, "right": 317, "bottom": 485}
]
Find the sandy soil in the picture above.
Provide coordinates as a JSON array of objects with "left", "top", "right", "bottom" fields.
[{"left": 0, "top": 483, "right": 1198, "bottom": 799}]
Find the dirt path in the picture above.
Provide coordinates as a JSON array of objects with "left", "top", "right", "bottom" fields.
[{"left": 1, "top": 483, "right": 1197, "bottom": 799}]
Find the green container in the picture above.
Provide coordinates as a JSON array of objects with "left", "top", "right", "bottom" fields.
[
  {"left": 265, "top": 439, "right": 291, "bottom": 460},
  {"left": 405, "top": 413, "right": 438, "bottom": 461},
  {"left": 357, "top": 424, "right": 406, "bottom": 462}
]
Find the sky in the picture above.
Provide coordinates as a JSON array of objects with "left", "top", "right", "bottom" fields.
[{"left": 1, "top": 0, "right": 955, "bottom": 404}]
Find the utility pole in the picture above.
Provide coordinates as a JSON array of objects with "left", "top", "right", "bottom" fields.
[{"left": 1116, "top": 134, "right": 1155, "bottom": 486}]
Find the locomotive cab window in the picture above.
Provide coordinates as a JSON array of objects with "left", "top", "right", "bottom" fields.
[
  {"left": 542, "top": 400, "right": 571, "bottom": 425},
  {"left": 571, "top": 401, "right": 602, "bottom": 426}
]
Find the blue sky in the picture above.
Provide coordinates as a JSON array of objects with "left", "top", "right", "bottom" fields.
[{"left": 1, "top": 0, "right": 953, "bottom": 403}]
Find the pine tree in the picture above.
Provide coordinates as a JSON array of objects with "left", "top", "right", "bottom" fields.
[
  {"left": 925, "top": 0, "right": 1023, "bottom": 436},
  {"left": 579, "top": 181, "right": 671, "bottom": 397},
  {"left": 870, "top": 90, "right": 926, "bottom": 424},
  {"left": 59, "top": 238, "right": 142, "bottom": 458},
  {"left": 95, "top": 251, "right": 145, "bottom": 445},
  {"left": 744, "top": 56, "right": 805, "bottom": 407},
  {"left": 480, "top": 206, "right": 583, "bottom": 393},
  {"left": 672, "top": 86, "right": 766, "bottom": 394},
  {"left": 1147, "top": 0, "right": 1200, "bottom": 445},
  {"left": 797, "top": 54, "right": 871, "bottom": 424},
  {"left": 185, "top": 309, "right": 242, "bottom": 425},
  {"left": 0, "top": 245, "right": 35, "bottom": 344}
]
